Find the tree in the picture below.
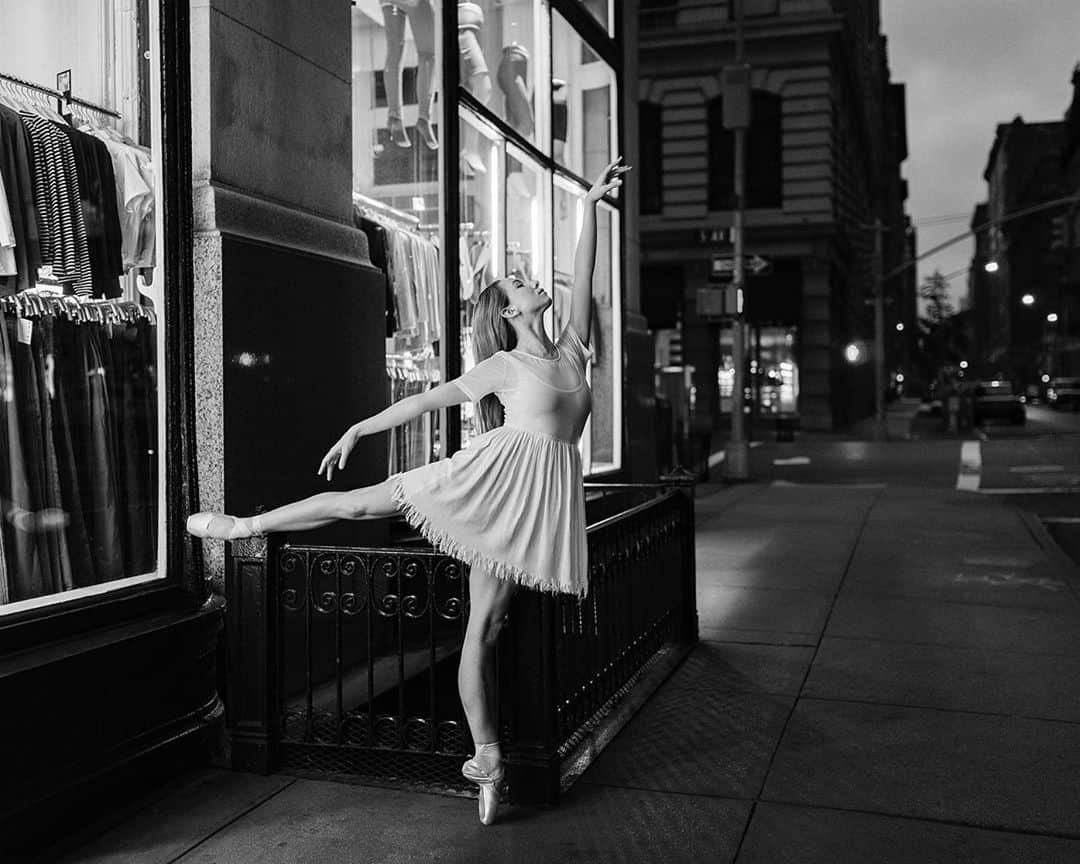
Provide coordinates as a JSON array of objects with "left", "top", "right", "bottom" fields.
[
  {"left": 915, "top": 270, "right": 960, "bottom": 390},
  {"left": 919, "top": 270, "right": 954, "bottom": 325}
]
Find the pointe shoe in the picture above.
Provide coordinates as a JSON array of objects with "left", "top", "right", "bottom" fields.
[
  {"left": 462, "top": 757, "right": 505, "bottom": 826},
  {"left": 186, "top": 512, "right": 252, "bottom": 541}
]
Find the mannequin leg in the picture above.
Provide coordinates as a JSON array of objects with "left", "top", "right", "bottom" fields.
[
  {"left": 382, "top": 4, "right": 411, "bottom": 148},
  {"left": 458, "top": 27, "right": 491, "bottom": 175},
  {"left": 496, "top": 49, "right": 533, "bottom": 137},
  {"left": 410, "top": 0, "right": 439, "bottom": 149}
]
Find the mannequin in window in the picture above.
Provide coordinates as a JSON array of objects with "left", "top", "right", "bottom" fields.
[
  {"left": 382, "top": 0, "right": 438, "bottom": 150},
  {"left": 496, "top": 20, "right": 533, "bottom": 137},
  {"left": 458, "top": 1, "right": 490, "bottom": 176},
  {"left": 552, "top": 78, "right": 568, "bottom": 163}
]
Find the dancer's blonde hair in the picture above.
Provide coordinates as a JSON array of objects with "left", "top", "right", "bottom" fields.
[{"left": 471, "top": 281, "right": 516, "bottom": 432}]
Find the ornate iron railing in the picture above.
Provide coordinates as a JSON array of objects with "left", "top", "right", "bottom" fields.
[{"left": 223, "top": 475, "right": 697, "bottom": 803}]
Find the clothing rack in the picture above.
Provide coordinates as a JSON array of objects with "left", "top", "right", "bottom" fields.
[
  {"left": 353, "top": 191, "right": 420, "bottom": 228},
  {"left": 0, "top": 294, "right": 157, "bottom": 325},
  {"left": 0, "top": 70, "right": 122, "bottom": 120}
]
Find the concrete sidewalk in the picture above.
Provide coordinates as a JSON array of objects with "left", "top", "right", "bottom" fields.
[{"left": 56, "top": 482, "right": 1080, "bottom": 863}]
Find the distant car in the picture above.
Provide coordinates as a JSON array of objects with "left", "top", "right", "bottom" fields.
[
  {"left": 972, "top": 380, "right": 1026, "bottom": 425},
  {"left": 1047, "top": 377, "right": 1080, "bottom": 410}
]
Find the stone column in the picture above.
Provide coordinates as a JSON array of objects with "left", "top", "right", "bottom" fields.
[{"left": 190, "top": 1, "right": 388, "bottom": 581}]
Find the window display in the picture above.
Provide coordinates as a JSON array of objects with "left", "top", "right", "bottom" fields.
[
  {"left": 455, "top": 3, "right": 621, "bottom": 473},
  {"left": 551, "top": 11, "right": 616, "bottom": 183},
  {"left": 0, "top": 0, "right": 164, "bottom": 613},
  {"left": 352, "top": 1, "right": 445, "bottom": 474},
  {"left": 458, "top": 1, "right": 545, "bottom": 146}
]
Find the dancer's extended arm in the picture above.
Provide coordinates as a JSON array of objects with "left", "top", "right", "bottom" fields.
[
  {"left": 318, "top": 380, "right": 470, "bottom": 481},
  {"left": 571, "top": 157, "right": 630, "bottom": 346}
]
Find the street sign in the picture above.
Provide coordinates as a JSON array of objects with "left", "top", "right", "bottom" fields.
[
  {"left": 697, "top": 228, "right": 731, "bottom": 245},
  {"left": 709, "top": 253, "right": 772, "bottom": 280}
]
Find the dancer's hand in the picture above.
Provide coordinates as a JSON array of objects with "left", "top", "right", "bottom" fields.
[
  {"left": 585, "top": 156, "right": 630, "bottom": 203},
  {"left": 318, "top": 422, "right": 364, "bottom": 482}
]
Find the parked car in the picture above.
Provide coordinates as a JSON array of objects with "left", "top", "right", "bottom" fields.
[
  {"left": 1047, "top": 377, "right": 1080, "bottom": 410},
  {"left": 972, "top": 380, "right": 1026, "bottom": 425}
]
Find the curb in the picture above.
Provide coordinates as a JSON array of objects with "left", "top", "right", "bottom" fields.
[{"left": 1014, "top": 506, "right": 1080, "bottom": 603}]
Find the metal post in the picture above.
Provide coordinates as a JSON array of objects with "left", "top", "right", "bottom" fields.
[
  {"left": 873, "top": 218, "right": 888, "bottom": 440},
  {"left": 724, "top": 0, "right": 750, "bottom": 480}
]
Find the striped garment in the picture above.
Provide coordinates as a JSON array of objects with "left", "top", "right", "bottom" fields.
[{"left": 19, "top": 112, "right": 93, "bottom": 296}]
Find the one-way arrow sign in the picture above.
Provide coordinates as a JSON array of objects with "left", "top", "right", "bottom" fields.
[{"left": 710, "top": 253, "right": 772, "bottom": 280}]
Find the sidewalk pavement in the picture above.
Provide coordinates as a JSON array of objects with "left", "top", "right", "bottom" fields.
[{"left": 57, "top": 481, "right": 1080, "bottom": 863}]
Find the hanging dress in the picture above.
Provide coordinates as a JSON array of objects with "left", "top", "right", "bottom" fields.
[{"left": 391, "top": 322, "right": 592, "bottom": 598}]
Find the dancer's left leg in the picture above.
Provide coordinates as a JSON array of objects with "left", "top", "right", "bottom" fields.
[{"left": 187, "top": 479, "right": 399, "bottom": 540}]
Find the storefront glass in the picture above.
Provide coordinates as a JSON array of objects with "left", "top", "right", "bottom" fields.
[
  {"left": 456, "top": 0, "right": 622, "bottom": 473},
  {"left": 352, "top": 1, "right": 446, "bottom": 471},
  {"left": 0, "top": 0, "right": 165, "bottom": 615},
  {"left": 718, "top": 324, "right": 800, "bottom": 417},
  {"left": 578, "top": 0, "right": 613, "bottom": 33},
  {"left": 458, "top": 108, "right": 502, "bottom": 444},
  {"left": 551, "top": 10, "right": 616, "bottom": 182},
  {"left": 458, "top": 0, "right": 546, "bottom": 146}
]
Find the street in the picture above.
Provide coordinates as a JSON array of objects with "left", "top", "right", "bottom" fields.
[{"left": 721, "top": 402, "right": 1080, "bottom": 576}]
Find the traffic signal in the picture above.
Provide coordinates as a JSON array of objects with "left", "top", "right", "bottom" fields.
[{"left": 1050, "top": 214, "right": 1069, "bottom": 250}]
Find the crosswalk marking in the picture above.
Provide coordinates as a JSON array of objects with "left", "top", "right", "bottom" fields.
[{"left": 956, "top": 441, "right": 981, "bottom": 491}]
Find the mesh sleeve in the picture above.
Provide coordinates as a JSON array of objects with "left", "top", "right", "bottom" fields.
[
  {"left": 558, "top": 322, "right": 592, "bottom": 370},
  {"left": 454, "top": 352, "right": 508, "bottom": 401}
]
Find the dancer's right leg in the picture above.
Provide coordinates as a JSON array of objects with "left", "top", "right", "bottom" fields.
[{"left": 187, "top": 478, "right": 400, "bottom": 540}]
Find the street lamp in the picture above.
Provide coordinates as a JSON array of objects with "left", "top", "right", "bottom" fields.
[
  {"left": 1047, "top": 312, "right": 1059, "bottom": 323},
  {"left": 959, "top": 360, "right": 969, "bottom": 370},
  {"left": 1022, "top": 293, "right": 1036, "bottom": 306},
  {"left": 984, "top": 260, "right": 999, "bottom": 273},
  {"left": 895, "top": 322, "right": 905, "bottom": 332},
  {"left": 844, "top": 342, "right": 864, "bottom": 364}
]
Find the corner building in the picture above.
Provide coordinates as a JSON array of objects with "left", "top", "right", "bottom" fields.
[
  {"left": 0, "top": 0, "right": 645, "bottom": 852},
  {"left": 639, "top": 0, "right": 910, "bottom": 431}
]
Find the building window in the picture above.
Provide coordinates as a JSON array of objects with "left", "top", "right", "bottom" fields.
[
  {"left": 1, "top": 0, "right": 166, "bottom": 615},
  {"left": 728, "top": 0, "right": 779, "bottom": 18},
  {"left": 707, "top": 90, "right": 783, "bottom": 210},
  {"left": 639, "top": 101, "right": 663, "bottom": 214}
]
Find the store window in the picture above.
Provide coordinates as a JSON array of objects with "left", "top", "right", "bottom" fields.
[
  {"left": 458, "top": 0, "right": 545, "bottom": 146},
  {"left": 551, "top": 11, "right": 616, "bottom": 183},
  {"left": 0, "top": 0, "right": 165, "bottom": 615},
  {"left": 456, "top": 1, "right": 622, "bottom": 472},
  {"left": 459, "top": 109, "right": 503, "bottom": 445},
  {"left": 352, "top": 2, "right": 445, "bottom": 474},
  {"left": 552, "top": 179, "right": 620, "bottom": 472}
]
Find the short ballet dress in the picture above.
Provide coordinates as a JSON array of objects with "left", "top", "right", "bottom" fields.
[{"left": 390, "top": 323, "right": 593, "bottom": 598}]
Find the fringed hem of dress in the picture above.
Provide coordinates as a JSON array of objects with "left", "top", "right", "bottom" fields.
[{"left": 390, "top": 476, "right": 587, "bottom": 600}]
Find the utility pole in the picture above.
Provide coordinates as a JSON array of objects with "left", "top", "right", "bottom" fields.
[
  {"left": 872, "top": 218, "right": 888, "bottom": 440},
  {"left": 723, "top": 0, "right": 750, "bottom": 481}
]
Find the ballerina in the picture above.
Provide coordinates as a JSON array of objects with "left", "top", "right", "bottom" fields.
[{"left": 187, "top": 157, "right": 630, "bottom": 825}]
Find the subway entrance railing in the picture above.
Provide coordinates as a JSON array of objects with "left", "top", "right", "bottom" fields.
[{"left": 223, "top": 475, "right": 697, "bottom": 806}]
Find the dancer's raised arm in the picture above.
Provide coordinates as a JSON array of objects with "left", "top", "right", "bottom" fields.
[
  {"left": 318, "top": 380, "right": 469, "bottom": 481},
  {"left": 571, "top": 157, "right": 630, "bottom": 346}
]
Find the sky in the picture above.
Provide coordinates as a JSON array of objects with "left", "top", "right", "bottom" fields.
[{"left": 880, "top": 0, "right": 1080, "bottom": 307}]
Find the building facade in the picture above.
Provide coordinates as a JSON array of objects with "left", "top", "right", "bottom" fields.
[
  {"left": 0, "top": 0, "right": 645, "bottom": 852},
  {"left": 638, "top": 0, "right": 910, "bottom": 432},
  {"left": 978, "top": 109, "right": 1080, "bottom": 388}
]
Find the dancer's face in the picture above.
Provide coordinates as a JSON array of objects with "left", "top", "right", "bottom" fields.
[{"left": 498, "top": 274, "right": 551, "bottom": 319}]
